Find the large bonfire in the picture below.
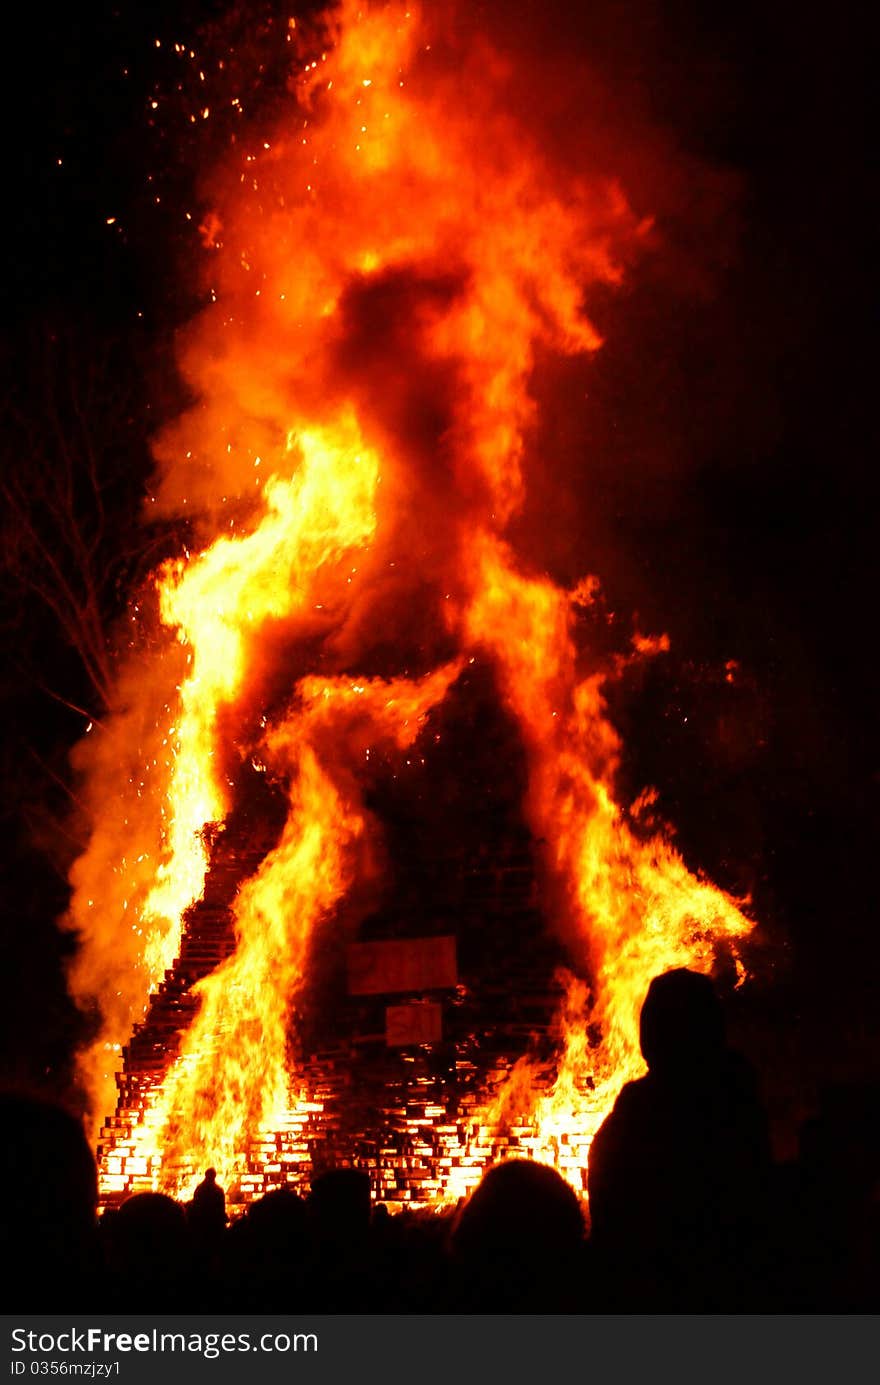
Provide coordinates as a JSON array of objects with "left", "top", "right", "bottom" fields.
[{"left": 64, "top": 0, "right": 753, "bottom": 1207}]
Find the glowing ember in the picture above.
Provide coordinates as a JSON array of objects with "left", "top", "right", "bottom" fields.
[{"left": 63, "top": 0, "right": 754, "bottom": 1208}]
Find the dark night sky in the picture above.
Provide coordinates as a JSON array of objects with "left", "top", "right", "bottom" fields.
[{"left": 0, "top": 1, "right": 875, "bottom": 1151}]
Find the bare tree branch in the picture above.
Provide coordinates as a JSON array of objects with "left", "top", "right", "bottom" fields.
[{"left": 0, "top": 317, "right": 172, "bottom": 718}]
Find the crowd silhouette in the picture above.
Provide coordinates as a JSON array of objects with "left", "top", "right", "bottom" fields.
[{"left": 4, "top": 968, "right": 878, "bottom": 1312}]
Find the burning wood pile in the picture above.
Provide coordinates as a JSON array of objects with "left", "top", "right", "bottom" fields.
[
  {"left": 63, "top": 0, "right": 754, "bottom": 1212},
  {"left": 98, "top": 680, "right": 593, "bottom": 1210}
]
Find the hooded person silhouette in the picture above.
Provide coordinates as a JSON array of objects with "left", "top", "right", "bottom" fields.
[{"left": 588, "top": 968, "right": 771, "bottom": 1309}]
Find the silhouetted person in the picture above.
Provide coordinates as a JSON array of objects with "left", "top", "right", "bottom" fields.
[
  {"left": 103, "top": 1191, "right": 191, "bottom": 1310},
  {"left": 587, "top": 968, "right": 771, "bottom": 1309},
  {"left": 224, "top": 1187, "right": 309, "bottom": 1310},
  {"left": 186, "top": 1166, "right": 227, "bottom": 1292},
  {"left": 307, "top": 1168, "right": 378, "bottom": 1310},
  {"left": 450, "top": 1158, "right": 587, "bottom": 1311},
  {"left": 309, "top": 1167, "right": 371, "bottom": 1238},
  {"left": 189, "top": 1166, "right": 226, "bottom": 1236},
  {"left": 0, "top": 1093, "right": 100, "bottom": 1309}
]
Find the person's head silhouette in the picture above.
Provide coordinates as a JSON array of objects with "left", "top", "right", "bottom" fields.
[{"left": 639, "top": 968, "right": 725, "bottom": 1077}]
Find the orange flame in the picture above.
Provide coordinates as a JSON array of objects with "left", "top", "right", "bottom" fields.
[
  {"left": 102, "top": 661, "right": 463, "bottom": 1199},
  {"left": 64, "top": 1, "right": 755, "bottom": 1205}
]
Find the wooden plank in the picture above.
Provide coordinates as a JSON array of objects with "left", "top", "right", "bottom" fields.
[{"left": 347, "top": 935, "right": 457, "bottom": 995}]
